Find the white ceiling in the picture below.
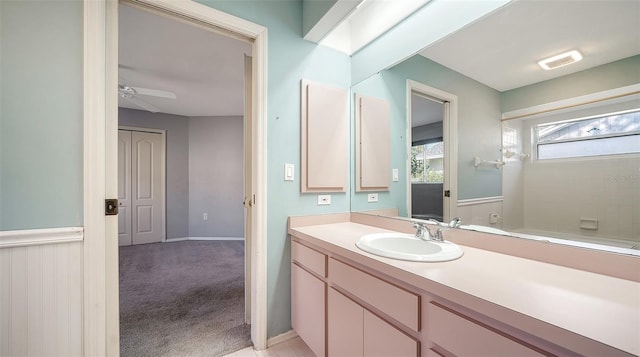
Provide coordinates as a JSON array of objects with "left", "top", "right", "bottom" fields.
[
  {"left": 419, "top": 0, "right": 640, "bottom": 92},
  {"left": 119, "top": 0, "right": 639, "bottom": 116},
  {"left": 411, "top": 94, "right": 442, "bottom": 127},
  {"left": 118, "top": 4, "right": 251, "bottom": 117}
]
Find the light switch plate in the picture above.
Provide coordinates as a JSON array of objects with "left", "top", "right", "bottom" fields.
[
  {"left": 367, "top": 193, "right": 378, "bottom": 203},
  {"left": 318, "top": 195, "right": 331, "bottom": 205},
  {"left": 284, "top": 163, "right": 294, "bottom": 181},
  {"left": 392, "top": 168, "right": 399, "bottom": 182}
]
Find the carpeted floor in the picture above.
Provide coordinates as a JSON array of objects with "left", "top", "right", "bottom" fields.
[{"left": 119, "top": 240, "right": 251, "bottom": 357}]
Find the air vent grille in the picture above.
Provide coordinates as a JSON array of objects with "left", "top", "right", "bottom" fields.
[
  {"left": 545, "top": 55, "right": 577, "bottom": 69},
  {"left": 538, "top": 50, "right": 583, "bottom": 71}
]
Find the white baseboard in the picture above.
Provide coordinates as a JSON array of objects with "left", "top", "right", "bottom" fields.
[
  {"left": 165, "top": 236, "right": 244, "bottom": 243},
  {"left": 267, "top": 329, "right": 298, "bottom": 347}
]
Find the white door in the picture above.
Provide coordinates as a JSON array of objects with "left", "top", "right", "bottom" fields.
[
  {"left": 118, "top": 130, "right": 133, "bottom": 245},
  {"left": 243, "top": 54, "right": 253, "bottom": 324},
  {"left": 118, "top": 129, "right": 164, "bottom": 246}
]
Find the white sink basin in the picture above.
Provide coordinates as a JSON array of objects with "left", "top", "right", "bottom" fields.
[{"left": 356, "top": 233, "right": 463, "bottom": 262}]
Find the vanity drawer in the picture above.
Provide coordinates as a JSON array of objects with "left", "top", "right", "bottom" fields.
[
  {"left": 427, "top": 302, "right": 544, "bottom": 356},
  {"left": 292, "top": 241, "right": 327, "bottom": 277},
  {"left": 329, "top": 258, "right": 420, "bottom": 331}
]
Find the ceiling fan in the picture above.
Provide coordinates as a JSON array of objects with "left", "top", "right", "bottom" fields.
[{"left": 118, "top": 82, "right": 176, "bottom": 113}]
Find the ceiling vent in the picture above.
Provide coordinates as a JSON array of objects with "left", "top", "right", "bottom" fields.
[{"left": 538, "top": 50, "right": 583, "bottom": 70}]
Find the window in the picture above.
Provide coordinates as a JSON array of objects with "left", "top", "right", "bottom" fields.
[
  {"left": 411, "top": 141, "right": 443, "bottom": 183},
  {"left": 535, "top": 109, "right": 640, "bottom": 160}
]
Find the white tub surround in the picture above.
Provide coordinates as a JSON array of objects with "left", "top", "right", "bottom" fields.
[{"left": 288, "top": 213, "right": 640, "bottom": 356}]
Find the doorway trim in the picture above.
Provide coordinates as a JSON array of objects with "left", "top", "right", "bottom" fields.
[
  {"left": 406, "top": 80, "right": 458, "bottom": 222},
  {"left": 85, "top": 0, "right": 269, "bottom": 354}
]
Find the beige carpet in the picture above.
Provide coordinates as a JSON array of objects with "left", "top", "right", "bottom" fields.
[{"left": 119, "top": 240, "right": 251, "bottom": 356}]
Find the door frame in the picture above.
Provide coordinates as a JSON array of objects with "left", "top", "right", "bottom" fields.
[
  {"left": 405, "top": 80, "right": 458, "bottom": 222},
  {"left": 84, "top": 0, "right": 269, "bottom": 354},
  {"left": 118, "top": 126, "right": 167, "bottom": 245}
]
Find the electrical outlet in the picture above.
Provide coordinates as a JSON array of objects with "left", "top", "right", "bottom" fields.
[
  {"left": 203, "top": 212, "right": 208, "bottom": 221},
  {"left": 318, "top": 195, "right": 331, "bottom": 205},
  {"left": 367, "top": 193, "right": 378, "bottom": 203},
  {"left": 489, "top": 213, "right": 499, "bottom": 224}
]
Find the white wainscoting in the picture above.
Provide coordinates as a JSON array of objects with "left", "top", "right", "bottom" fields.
[
  {"left": 0, "top": 228, "right": 83, "bottom": 356},
  {"left": 457, "top": 196, "right": 504, "bottom": 227}
]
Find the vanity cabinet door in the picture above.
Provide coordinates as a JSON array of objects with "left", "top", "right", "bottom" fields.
[
  {"left": 328, "top": 288, "right": 419, "bottom": 357},
  {"left": 291, "top": 263, "right": 326, "bottom": 357},
  {"left": 428, "top": 303, "right": 544, "bottom": 357},
  {"left": 364, "top": 310, "right": 419, "bottom": 357},
  {"left": 328, "top": 288, "right": 363, "bottom": 357}
]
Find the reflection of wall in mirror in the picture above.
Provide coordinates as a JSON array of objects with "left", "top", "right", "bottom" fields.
[
  {"left": 350, "top": 55, "right": 502, "bottom": 216},
  {"left": 504, "top": 98, "right": 640, "bottom": 244},
  {"left": 500, "top": 55, "right": 640, "bottom": 246},
  {"left": 351, "top": 53, "right": 639, "bottom": 250}
]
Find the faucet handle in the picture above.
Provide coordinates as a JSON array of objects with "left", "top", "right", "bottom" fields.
[
  {"left": 433, "top": 228, "right": 444, "bottom": 242},
  {"left": 448, "top": 217, "right": 462, "bottom": 228}
]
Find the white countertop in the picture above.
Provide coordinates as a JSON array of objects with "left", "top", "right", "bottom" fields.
[{"left": 289, "top": 221, "right": 640, "bottom": 355}]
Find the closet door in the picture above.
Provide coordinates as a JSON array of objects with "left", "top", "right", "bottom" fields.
[
  {"left": 131, "top": 131, "right": 163, "bottom": 245},
  {"left": 118, "top": 130, "right": 132, "bottom": 246}
]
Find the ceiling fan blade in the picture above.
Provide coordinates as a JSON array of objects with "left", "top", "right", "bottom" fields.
[
  {"left": 125, "top": 96, "right": 161, "bottom": 113},
  {"left": 130, "top": 86, "right": 176, "bottom": 99}
]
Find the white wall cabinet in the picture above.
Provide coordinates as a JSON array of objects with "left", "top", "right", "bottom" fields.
[
  {"left": 355, "top": 94, "right": 391, "bottom": 192},
  {"left": 300, "top": 80, "right": 349, "bottom": 193}
]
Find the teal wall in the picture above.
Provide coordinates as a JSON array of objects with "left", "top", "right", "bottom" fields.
[
  {"left": 0, "top": 0, "right": 83, "bottom": 230},
  {"left": 502, "top": 55, "right": 640, "bottom": 112},
  {"left": 350, "top": 73, "right": 408, "bottom": 215},
  {"left": 352, "top": 55, "right": 503, "bottom": 212},
  {"left": 197, "top": 0, "right": 351, "bottom": 338}
]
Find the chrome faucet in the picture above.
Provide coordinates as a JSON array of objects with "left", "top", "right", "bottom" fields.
[
  {"left": 413, "top": 220, "right": 444, "bottom": 242},
  {"left": 413, "top": 222, "right": 429, "bottom": 240},
  {"left": 448, "top": 217, "right": 462, "bottom": 228}
]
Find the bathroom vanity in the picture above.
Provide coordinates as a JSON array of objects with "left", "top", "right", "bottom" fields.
[{"left": 289, "top": 213, "right": 640, "bottom": 357}]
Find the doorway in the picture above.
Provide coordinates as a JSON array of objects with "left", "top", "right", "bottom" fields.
[
  {"left": 409, "top": 93, "right": 445, "bottom": 221},
  {"left": 406, "top": 80, "right": 458, "bottom": 222},
  {"left": 106, "top": 0, "right": 268, "bottom": 354}
]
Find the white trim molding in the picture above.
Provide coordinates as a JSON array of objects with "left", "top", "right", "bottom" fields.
[
  {"left": 84, "top": 0, "right": 108, "bottom": 355},
  {"left": 502, "top": 84, "right": 640, "bottom": 121},
  {"left": 0, "top": 227, "right": 84, "bottom": 248},
  {"left": 458, "top": 196, "right": 504, "bottom": 206}
]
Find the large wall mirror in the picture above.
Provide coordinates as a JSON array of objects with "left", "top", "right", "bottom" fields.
[{"left": 348, "top": 0, "right": 640, "bottom": 255}]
